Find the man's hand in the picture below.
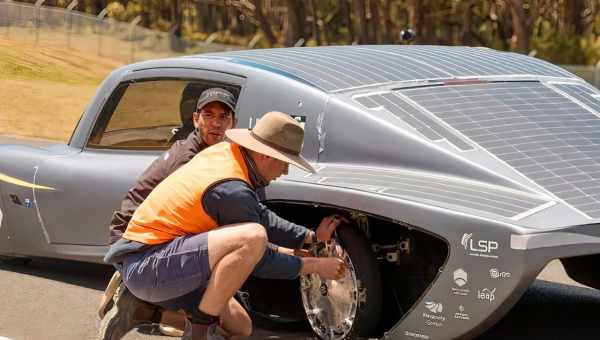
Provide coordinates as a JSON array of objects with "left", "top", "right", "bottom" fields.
[
  {"left": 301, "top": 257, "right": 347, "bottom": 280},
  {"left": 316, "top": 257, "right": 347, "bottom": 280},
  {"left": 315, "top": 215, "right": 348, "bottom": 242}
]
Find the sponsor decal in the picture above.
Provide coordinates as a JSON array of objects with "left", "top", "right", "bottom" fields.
[
  {"left": 425, "top": 301, "right": 443, "bottom": 314},
  {"left": 423, "top": 301, "right": 445, "bottom": 327},
  {"left": 477, "top": 288, "right": 496, "bottom": 302},
  {"left": 461, "top": 233, "right": 499, "bottom": 259},
  {"left": 404, "top": 331, "right": 430, "bottom": 339},
  {"left": 490, "top": 268, "right": 511, "bottom": 279},
  {"left": 454, "top": 305, "right": 471, "bottom": 321},
  {"left": 452, "top": 268, "right": 470, "bottom": 296}
]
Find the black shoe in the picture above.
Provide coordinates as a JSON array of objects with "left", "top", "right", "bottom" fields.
[{"left": 97, "top": 284, "right": 158, "bottom": 340}]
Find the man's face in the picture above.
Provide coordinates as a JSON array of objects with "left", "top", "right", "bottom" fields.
[
  {"left": 193, "top": 101, "right": 237, "bottom": 145},
  {"left": 254, "top": 153, "right": 289, "bottom": 184}
]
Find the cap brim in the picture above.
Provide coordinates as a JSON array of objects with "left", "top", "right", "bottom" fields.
[{"left": 226, "top": 129, "right": 316, "bottom": 173}]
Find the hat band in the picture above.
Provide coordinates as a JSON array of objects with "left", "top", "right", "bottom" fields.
[{"left": 250, "top": 131, "right": 300, "bottom": 156}]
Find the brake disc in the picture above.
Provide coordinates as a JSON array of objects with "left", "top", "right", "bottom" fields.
[{"left": 300, "top": 240, "right": 359, "bottom": 340}]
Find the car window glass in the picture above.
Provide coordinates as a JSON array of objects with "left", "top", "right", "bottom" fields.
[{"left": 87, "top": 79, "right": 239, "bottom": 150}]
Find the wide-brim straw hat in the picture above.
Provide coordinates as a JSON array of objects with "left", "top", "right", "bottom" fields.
[{"left": 225, "top": 111, "right": 316, "bottom": 173}]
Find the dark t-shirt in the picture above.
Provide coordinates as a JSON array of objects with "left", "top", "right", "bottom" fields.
[{"left": 108, "top": 130, "right": 206, "bottom": 244}]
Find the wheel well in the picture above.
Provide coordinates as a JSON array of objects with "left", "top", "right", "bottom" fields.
[{"left": 260, "top": 201, "right": 449, "bottom": 335}]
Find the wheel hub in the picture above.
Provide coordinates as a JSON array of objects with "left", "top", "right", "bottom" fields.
[{"left": 300, "top": 241, "right": 359, "bottom": 340}]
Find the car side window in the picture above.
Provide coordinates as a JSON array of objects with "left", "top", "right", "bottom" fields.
[{"left": 87, "top": 79, "right": 239, "bottom": 150}]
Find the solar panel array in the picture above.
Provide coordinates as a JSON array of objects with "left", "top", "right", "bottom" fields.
[
  {"left": 296, "top": 166, "right": 548, "bottom": 218},
  {"left": 355, "top": 92, "right": 474, "bottom": 150},
  {"left": 202, "top": 46, "right": 576, "bottom": 92},
  {"left": 388, "top": 82, "right": 600, "bottom": 219}
]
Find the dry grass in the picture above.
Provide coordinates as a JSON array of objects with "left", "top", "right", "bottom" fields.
[{"left": 0, "top": 38, "right": 124, "bottom": 141}]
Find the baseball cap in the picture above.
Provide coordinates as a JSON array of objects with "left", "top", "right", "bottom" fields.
[{"left": 196, "top": 87, "right": 236, "bottom": 114}]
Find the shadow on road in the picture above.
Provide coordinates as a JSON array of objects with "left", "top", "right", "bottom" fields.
[{"left": 0, "top": 257, "right": 114, "bottom": 291}]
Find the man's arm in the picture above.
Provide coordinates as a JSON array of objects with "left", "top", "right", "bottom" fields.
[
  {"left": 202, "top": 180, "right": 346, "bottom": 280},
  {"left": 204, "top": 181, "right": 311, "bottom": 248}
]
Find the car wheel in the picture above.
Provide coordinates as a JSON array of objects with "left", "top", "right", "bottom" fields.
[
  {"left": 300, "top": 224, "right": 382, "bottom": 339},
  {"left": 0, "top": 255, "right": 32, "bottom": 266}
]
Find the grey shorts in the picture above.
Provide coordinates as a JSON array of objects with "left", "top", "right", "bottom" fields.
[{"left": 121, "top": 233, "right": 211, "bottom": 315}]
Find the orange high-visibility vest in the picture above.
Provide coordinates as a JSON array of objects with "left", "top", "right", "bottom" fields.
[{"left": 123, "top": 142, "right": 252, "bottom": 245}]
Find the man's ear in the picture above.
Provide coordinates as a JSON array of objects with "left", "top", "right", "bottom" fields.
[
  {"left": 192, "top": 111, "right": 200, "bottom": 128},
  {"left": 232, "top": 117, "right": 238, "bottom": 128}
]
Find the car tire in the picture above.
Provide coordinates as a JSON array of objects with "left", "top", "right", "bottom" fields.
[
  {"left": 336, "top": 225, "right": 382, "bottom": 338},
  {"left": 0, "top": 255, "right": 32, "bottom": 266},
  {"left": 301, "top": 224, "right": 382, "bottom": 339}
]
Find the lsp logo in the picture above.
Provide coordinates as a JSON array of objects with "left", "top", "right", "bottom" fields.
[{"left": 461, "top": 233, "right": 499, "bottom": 258}]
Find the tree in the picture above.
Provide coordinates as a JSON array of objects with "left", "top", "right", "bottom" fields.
[
  {"left": 251, "top": 0, "right": 278, "bottom": 46},
  {"left": 284, "top": 0, "right": 306, "bottom": 46},
  {"left": 505, "top": 0, "right": 535, "bottom": 53}
]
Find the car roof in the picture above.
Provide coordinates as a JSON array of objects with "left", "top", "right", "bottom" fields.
[{"left": 187, "top": 45, "right": 578, "bottom": 93}]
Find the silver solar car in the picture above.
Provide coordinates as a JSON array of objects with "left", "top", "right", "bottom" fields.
[{"left": 1, "top": 46, "right": 600, "bottom": 339}]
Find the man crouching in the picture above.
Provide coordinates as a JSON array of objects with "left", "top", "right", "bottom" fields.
[{"left": 103, "top": 112, "right": 346, "bottom": 339}]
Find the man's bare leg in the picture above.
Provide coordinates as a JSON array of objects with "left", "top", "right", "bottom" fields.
[
  {"left": 200, "top": 223, "right": 267, "bottom": 317},
  {"left": 218, "top": 298, "right": 252, "bottom": 339}
]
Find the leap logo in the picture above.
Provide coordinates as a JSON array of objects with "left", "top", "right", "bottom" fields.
[
  {"left": 477, "top": 288, "right": 496, "bottom": 302},
  {"left": 461, "top": 233, "right": 499, "bottom": 259}
]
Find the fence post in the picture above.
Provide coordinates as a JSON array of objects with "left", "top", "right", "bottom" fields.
[
  {"left": 34, "top": 0, "right": 45, "bottom": 45},
  {"left": 129, "top": 15, "right": 141, "bottom": 63},
  {"left": 96, "top": 7, "right": 107, "bottom": 57},
  {"left": 66, "top": 0, "right": 77, "bottom": 48}
]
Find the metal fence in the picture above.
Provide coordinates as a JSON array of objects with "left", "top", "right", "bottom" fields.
[{"left": 0, "top": 1, "right": 238, "bottom": 63}]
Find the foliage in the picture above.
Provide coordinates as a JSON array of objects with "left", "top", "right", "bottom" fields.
[{"left": 15, "top": 0, "right": 600, "bottom": 65}]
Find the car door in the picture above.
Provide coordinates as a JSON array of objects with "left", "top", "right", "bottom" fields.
[{"left": 30, "top": 68, "right": 245, "bottom": 247}]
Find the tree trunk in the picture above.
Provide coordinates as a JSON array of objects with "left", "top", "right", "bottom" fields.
[
  {"left": 309, "top": 0, "right": 323, "bottom": 45},
  {"left": 284, "top": 0, "right": 306, "bottom": 46},
  {"left": 369, "top": 0, "right": 381, "bottom": 43},
  {"left": 460, "top": 0, "right": 479, "bottom": 45},
  {"left": 341, "top": 0, "right": 355, "bottom": 43},
  {"left": 356, "top": 0, "right": 369, "bottom": 43},
  {"left": 170, "top": 0, "right": 182, "bottom": 37},
  {"left": 506, "top": 0, "right": 531, "bottom": 53},
  {"left": 252, "top": 0, "right": 278, "bottom": 46},
  {"left": 382, "top": 0, "right": 393, "bottom": 43},
  {"left": 560, "top": 0, "right": 584, "bottom": 36},
  {"left": 407, "top": 0, "right": 428, "bottom": 43}
]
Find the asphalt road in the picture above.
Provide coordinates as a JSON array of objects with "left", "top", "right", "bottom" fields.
[{"left": 0, "top": 259, "right": 598, "bottom": 340}]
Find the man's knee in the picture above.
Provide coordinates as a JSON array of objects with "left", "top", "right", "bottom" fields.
[{"left": 242, "top": 223, "right": 268, "bottom": 254}]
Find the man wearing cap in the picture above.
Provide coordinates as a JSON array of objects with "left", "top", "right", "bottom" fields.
[
  {"left": 98, "top": 87, "right": 238, "bottom": 339},
  {"left": 105, "top": 111, "right": 346, "bottom": 340}
]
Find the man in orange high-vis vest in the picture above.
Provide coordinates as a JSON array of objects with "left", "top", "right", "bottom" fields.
[{"left": 103, "top": 111, "right": 346, "bottom": 340}]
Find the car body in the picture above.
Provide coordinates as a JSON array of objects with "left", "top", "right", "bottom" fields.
[{"left": 1, "top": 45, "right": 600, "bottom": 339}]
